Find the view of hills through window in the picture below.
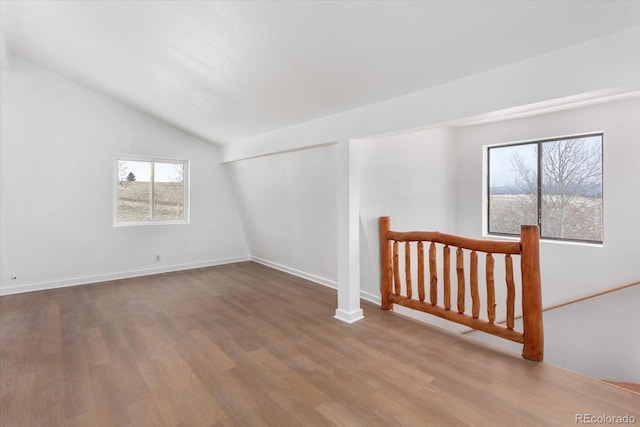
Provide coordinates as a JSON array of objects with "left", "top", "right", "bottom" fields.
[
  {"left": 488, "top": 134, "right": 603, "bottom": 243},
  {"left": 116, "top": 158, "right": 187, "bottom": 224}
]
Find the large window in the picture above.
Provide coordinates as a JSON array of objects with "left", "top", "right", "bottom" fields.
[
  {"left": 487, "top": 134, "right": 603, "bottom": 243},
  {"left": 115, "top": 156, "right": 188, "bottom": 225}
]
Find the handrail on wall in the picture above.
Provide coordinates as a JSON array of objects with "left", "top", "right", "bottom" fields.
[{"left": 379, "top": 216, "right": 544, "bottom": 361}]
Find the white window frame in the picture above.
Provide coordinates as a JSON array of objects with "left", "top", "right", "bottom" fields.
[
  {"left": 484, "top": 132, "right": 603, "bottom": 244},
  {"left": 113, "top": 155, "right": 190, "bottom": 227}
]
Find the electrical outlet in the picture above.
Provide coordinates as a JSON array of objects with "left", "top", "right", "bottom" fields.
[{"left": 155, "top": 255, "right": 161, "bottom": 262}]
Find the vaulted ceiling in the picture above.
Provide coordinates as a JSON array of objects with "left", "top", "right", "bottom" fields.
[{"left": 1, "top": 1, "right": 639, "bottom": 145}]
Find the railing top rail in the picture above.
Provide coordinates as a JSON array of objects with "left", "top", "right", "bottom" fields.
[{"left": 385, "top": 230, "right": 522, "bottom": 255}]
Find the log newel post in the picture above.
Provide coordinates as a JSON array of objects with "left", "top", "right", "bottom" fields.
[
  {"left": 379, "top": 216, "right": 393, "bottom": 310},
  {"left": 520, "top": 225, "right": 544, "bottom": 361}
]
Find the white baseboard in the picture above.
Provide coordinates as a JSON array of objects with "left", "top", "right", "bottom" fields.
[
  {"left": 250, "top": 256, "right": 382, "bottom": 307},
  {"left": 360, "top": 290, "right": 381, "bottom": 305},
  {"left": 0, "top": 255, "right": 384, "bottom": 312},
  {"left": 0, "top": 256, "right": 251, "bottom": 296},
  {"left": 250, "top": 256, "right": 338, "bottom": 290},
  {"left": 334, "top": 308, "right": 365, "bottom": 323}
]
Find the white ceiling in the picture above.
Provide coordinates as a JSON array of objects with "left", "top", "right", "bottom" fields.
[{"left": 1, "top": 1, "right": 639, "bottom": 145}]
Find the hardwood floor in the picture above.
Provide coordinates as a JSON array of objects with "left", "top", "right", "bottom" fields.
[{"left": 1, "top": 262, "right": 638, "bottom": 426}]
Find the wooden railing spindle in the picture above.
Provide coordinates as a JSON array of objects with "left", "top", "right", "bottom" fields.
[
  {"left": 405, "top": 242, "right": 412, "bottom": 299},
  {"left": 393, "top": 241, "right": 400, "bottom": 295},
  {"left": 505, "top": 254, "right": 515, "bottom": 330},
  {"left": 486, "top": 253, "right": 496, "bottom": 324},
  {"left": 443, "top": 245, "right": 451, "bottom": 310},
  {"left": 470, "top": 251, "right": 479, "bottom": 319},
  {"left": 418, "top": 242, "right": 425, "bottom": 302},
  {"left": 456, "top": 248, "right": 465, "bottom": 314},
  {"left": 429, "top": 242, "right": 437, "bottom": 306}
]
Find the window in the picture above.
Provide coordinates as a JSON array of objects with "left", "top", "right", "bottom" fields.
[
  {"left": 487, "top": 134, "right": 603, "bottom": 243},
  {"left": 115, "top": 156, "right": 188, "bottom": 225}
]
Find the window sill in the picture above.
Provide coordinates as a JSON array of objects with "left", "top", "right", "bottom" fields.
[
  {"left": 484, "top": 233, "right": 603, "bottom": 248},
  {"left": 114, "top": 220, "right": 189, "bottom": 227}
]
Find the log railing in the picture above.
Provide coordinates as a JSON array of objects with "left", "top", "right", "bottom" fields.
[{"left": 379, "top": 216, "right": 543, "bottom": 361}]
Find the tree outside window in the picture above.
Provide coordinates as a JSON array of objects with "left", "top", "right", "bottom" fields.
[
  {"left": 115, "top": 157, "right": 188, "bottom": 225},
  {"left": 488, "top": 134, "right": 603, "bottom": 243}
]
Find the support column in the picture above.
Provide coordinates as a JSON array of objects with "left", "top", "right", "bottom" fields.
[{"left": 334, "top": 139, "right": 364, "bottom": 323}]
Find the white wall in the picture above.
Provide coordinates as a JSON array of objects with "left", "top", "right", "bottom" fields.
[
  {"left": 541, "top": 285, "right": 640, "bottom": 383},
  {"left": 454, "top": 96, "right": 640, "bottom": 307},
  {"left": 467, "top": 285, "right": 640, "bottom": 383},
  {"left": 226, "top": 127, "right": 459, "bottom": 308},
  {"left": 358, "top": 128, "right": 457, "bottom": 304},
  {"left": 226, "top": 145, "right": 337, "bottom": 285},
  {"left": 0, "top": 58, "right": 249, "bottom": 294}
]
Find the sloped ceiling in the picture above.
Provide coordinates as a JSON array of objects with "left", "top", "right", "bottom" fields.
[{"left": 1, "top": 1, "right": 639, "bottom": 145}]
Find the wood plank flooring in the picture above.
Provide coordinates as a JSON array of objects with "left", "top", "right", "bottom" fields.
[{"left": 1, "top": 262, "right": 638, "bottom": 426}]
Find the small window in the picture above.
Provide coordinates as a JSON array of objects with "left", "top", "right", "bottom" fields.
[
  {"left": 487, "top": 134, "right": 603, "bottom": 243},
  {"left": 115, "top": 156, "right": 188, "bottom": 225}
]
